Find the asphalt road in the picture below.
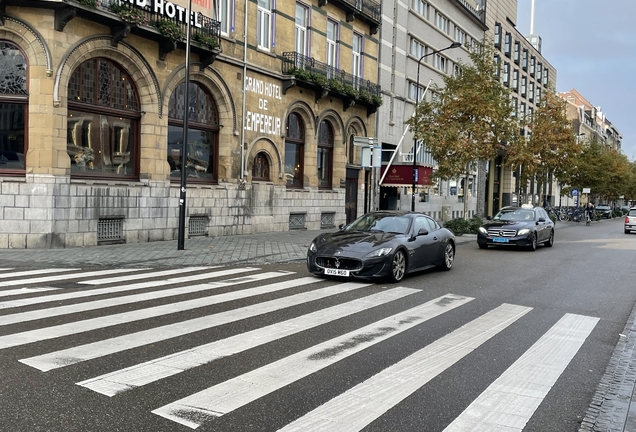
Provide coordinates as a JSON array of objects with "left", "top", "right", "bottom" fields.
[{"left": 0, "top": 218, "right": 634, "bottom": 432}]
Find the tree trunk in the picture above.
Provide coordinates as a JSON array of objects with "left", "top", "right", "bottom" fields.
[
  {"left": 477, "top": 160, "right": 487, "bottom": 218},
  {"left": 464, "top": 164, "right": 470, "bottom": 220}
]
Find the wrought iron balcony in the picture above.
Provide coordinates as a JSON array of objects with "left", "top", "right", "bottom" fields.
[
  {"left": 317, "top": 0, "right": 381, "bottom": 32},
  {"left": 4, "top": 0, "right": 222, "bottom": 68},
  {"left": 282, "top": 52, "right": 382, "bottom": 117}
]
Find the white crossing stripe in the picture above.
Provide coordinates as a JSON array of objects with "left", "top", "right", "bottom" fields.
[
  {"left": 443, "top": 313, "right": 599, "bottom": 432},
  {"left": 0, "top": 267, "right": 259, "bottom": 311},
  {"left": 277, "top": 303, "right": 533, "bottom": 432},
  {"left": 2, "top": 271, "right": 295, "bottom": 351},
  {"left": 0, "top": 268, "right": 78, "bottom": 280},
  {"left": 78, "top": 267, "right": 214, "bottom": 285},
  {"left": 0, "top": 268, "right": 142, "bottom": 288},
  {"left": 0, "top": 269, "right": 267, "bottom": 326},
  {"left": 20, "top": 280, "right": 370, "bottom": 371},
  {"left": 0, "top": 287, "right": 60, "bottom": 298},
  {"left": 77, "top": 287, "right": 420, "bottom": 396},
  {"left": 151, "top": 293, "right": 476, "bottom": 429}
]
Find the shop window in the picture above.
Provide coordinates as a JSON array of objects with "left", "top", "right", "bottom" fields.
[
  {"left": 317, "top": 120, "right": 334, "bottom": 188},
  {"left": 67, "top": 58, "right": 140, "bottom": 178},
  {"left": 0, "top": 41, "right": 27, "bottom": 174},
  {"left": 252, "top": 151, "right": 270, "bottom": 180},
  {"left": 285, "top": 112, "right": 304, "bottom": 187},
  {"left": 167, "top": 81, "right": 219, "bottom": 183}
]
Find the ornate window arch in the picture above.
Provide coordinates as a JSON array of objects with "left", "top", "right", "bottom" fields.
[
  {"left": 317, "top": 119, "right": 334, "bottom": 188},
  {"left": 167, "top": 81, "right": 219, "bottom": 183},
  {"left": 67, "top": 58, "right": 140, "bottom": 178},
  {"left": 252, "top": 151, "right": 271, "bottom": 181},
  {"left": 285, "top": 112, "right": 305, "bottom": 187},
  {"left": 0, "top": 41, "right": 28, "bottom": 174}
]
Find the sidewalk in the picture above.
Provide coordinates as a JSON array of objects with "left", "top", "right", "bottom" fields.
[{"left": 0, "top": 229, "right": 477, "bottom": 269}]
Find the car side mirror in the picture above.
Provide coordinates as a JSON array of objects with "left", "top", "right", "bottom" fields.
[
  {"left": 338, "top": 224, "right": 346, "bottom": 230},
  {"left": 486, "top": 216, "right": 492, "bottom": 221},
  {"left": 418, "top": 228, "right": 429, "bottom": 236},
  {"left": 538, "top": 218, "right": 546, "bottom": 222}
]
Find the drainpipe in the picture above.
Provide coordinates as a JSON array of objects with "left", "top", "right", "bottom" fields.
[{"left": 239, "top": 0, "right": 249, "bottom": 180}]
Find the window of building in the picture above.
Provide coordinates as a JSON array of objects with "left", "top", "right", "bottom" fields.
[
  {"left": 326, "top": 19, "right": 338, "bottom": 69},
  {"left": 494, "top": 54, "right": 501, "bottom": 78},
  {"left": 434, "top": 53, "right": 447, "bottom": 72},
  {"left": 217, "top": 0, "right": 232, "bottom": 37},
  {"left": 0, "top": 41, "right": 27, "bottom": 173},
  {"left": 521, "top": 76, "right": 527, "bottom": 97},
  {"left": 536, "top": 86, "right": 541, "bottom": 104},
  {"left": 512, "top": 69, "right": 519, "bottom": 92},
  {"left": 522, "top": 49, "right": 528, "bottom": 70},
  {"left": 504, "top": 33, "right": 511, "bottom": 57},
  {"left": 352, "top": 32, "right": 363, "bottom": 79},
  {"left": 528, "top": 106, "right": 534, "bottom": 121},
  {"left": 295, "top": 3, "right": 309, "bottom": 56},
  {"left": 454, "top": 27, "right": 466, "bottom": 45},
  {"left": 409, "top": 82, "right": 424, "bottom": 101},
  {"left": 536, "top": 62, "right": 543, "bottom": 81},
  {"left": 543, "top": 68, "right": 549, "bottom": 86},
  {"left": 520, "top": 102, "right": 526, "bottom": 121},
  {"left": 494, "top": 23, "right": 502, "bottom": 48},
  {"left": 528, "top": 81, "right": 534, "bottom": 102},
  {"left": 252, "top": 151, "right": 270, "bottom": 180},
  {"left": 503, "top": 62, "right": 510, "bottom": 86},
  {"left": 435, "top": 12, "right": 448, "bottom": 33},
  {"left": 513, "top": 41, "right": 520, "bottom": 63},
  {"left": 454, "top": 63, "right": 462, "bottom": 77},
  {"left": 413, "top": 0, "right": 427, "bottom": 18},
  {"left": 511, "top": 98, "right": 518, "bottom": 117},
  {"left": 257, "top": 0, "right": 272, "bottom": 50},
  {"left": 530, "top": 56, "right": 536, "bottom": 77},
  {"left": 285, "top": 112, "right": 304, "bottom": 187},
  {"left": 167, "top": 81, "right": 219, "bottom": 183},
  {"left": 411, "top": 38, "right": 425, "bottom": 58},
  {"left": 317, "top": 120, "right": 333, "bottom": 188},
  {"left": 67, "top": 58, "right": 140, "bottom": 178}
]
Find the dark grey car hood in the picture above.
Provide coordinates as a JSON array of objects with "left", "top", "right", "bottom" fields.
[{"left": 312, "top": 230, "right": 404, "bottom": 257}]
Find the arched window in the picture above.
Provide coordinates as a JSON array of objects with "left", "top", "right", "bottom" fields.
[
  {"left": 67, "top": 58, "right": 140, "bottom": 178},
  {"left": 348, "top": 129, "right": 356, "bottom": 165},
  {"left": 252, "top": 151, "right": 270, "bottom": 181},
  {"left": 0, "top": 41, "right": 27, "bottom": 173},
  {"left": 285, "top": 112, "right": 304, "bottom": 187},
  {"left": 317, "top": 120, "right": 334, "bottom": 188},
  {"left": 167, "top": 81, "right": 219, "bottom": 183}
]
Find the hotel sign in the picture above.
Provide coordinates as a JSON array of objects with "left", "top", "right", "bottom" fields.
[
  {"left": 380, "top": 165, "right": 433, "bottom": 186},
  {"left": 244, "top": 75, "right": 283, "bottom": 137},
  {"left": 116, "top": 0, "right": 210, "bottom": 27}
]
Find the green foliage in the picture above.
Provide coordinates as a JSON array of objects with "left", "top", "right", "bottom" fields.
[
  {"left": 328, "top": 78, "right": 344, "bottom": 93},
  {"left": 311, "top": 73, "right": 328, "bottom": 88},
  {"left": 342, "top": 83, "right": 358, "bottom": 99},
  {"left": 154, "top": 19, "right": 183, "bottom": 43},
  {"left": 193, "top": 32, "right": 220, "bottom": 50},
  {"left": 371, "top": 94, "right": 383, "bottom": 107},
  {"left": 358, "top": 88, "right": 373, "bottom": 104},
  {"left": 110, "top": 3, "right": 148, "bottom": 26},
  {"left": 443, "top": 214, "right": 483, "bottom": 236},
  {"left": 77, "top": 0, "right": 97, "bottom": 7}
]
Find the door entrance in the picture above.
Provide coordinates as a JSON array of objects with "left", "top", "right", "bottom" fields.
[{"left": 345, "top": 168, "right": 359, "bottom": 224}]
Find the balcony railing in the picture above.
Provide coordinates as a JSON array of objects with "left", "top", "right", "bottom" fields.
[
  {"left": 453, "top": 0, "right": 485, "bottom": 23},
  {"left": 282, "top": 52, "right": 382, "bottom": 116},
  {"left": 8, "top": 0, "right": 221, "bottom": 66}
]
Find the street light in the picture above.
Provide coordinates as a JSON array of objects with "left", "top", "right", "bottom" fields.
[{"left": 411, "top": 41, "right": 462, "bottom": 211}]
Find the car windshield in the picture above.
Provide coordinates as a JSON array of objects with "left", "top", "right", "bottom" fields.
[
  {"left": 346, "top": 214, "right": 411, "bottom": 234},
  {"left": 493, "top": 209, "right": 535, "bottom": 222}
]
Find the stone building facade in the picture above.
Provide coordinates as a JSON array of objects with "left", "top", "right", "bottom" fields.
[{"left": 0, "top": 0, "right": 381, "bottom": 248}]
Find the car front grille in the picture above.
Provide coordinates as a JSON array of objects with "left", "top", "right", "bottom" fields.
[
  {"left": 315, "top": 256, "right": 363, "bottom": 271},
  {"left": 487, "top": 229, "right": 517, "bottom": 237}
]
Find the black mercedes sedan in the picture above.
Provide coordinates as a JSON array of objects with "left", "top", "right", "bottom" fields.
[
  {"left": 307, "top": 211, "right": 456, "bottom": 282},
  {"left": 477, "top": 205, "right": 554, "bottom": 251}
]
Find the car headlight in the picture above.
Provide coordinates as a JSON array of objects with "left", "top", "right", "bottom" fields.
[
  {"left": 309, "top": 242, "right": 317, "bottom": 253},
  {"left": 517, "top": 229, "right": 530, "bottom": 235},
  {"left": 478, "top": 227, "right": 488, "bottom": 234},
  {"left": 365, "top": 247, "right": 393, "bottom": 258}
]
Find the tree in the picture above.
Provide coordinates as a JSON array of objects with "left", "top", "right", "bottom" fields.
[
  {"left": 407, "top": 40, "right": 518, "bottom": 219},
  {"left": 506, "top": 88, "right": 581, "bottom": 205}
]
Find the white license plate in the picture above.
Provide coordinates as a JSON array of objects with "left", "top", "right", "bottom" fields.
[{"left": 324, "top": 268, "right": 350, "bottom": 277}]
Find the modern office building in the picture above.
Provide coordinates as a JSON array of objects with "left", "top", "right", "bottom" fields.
[
  {"left": 0, "top": 0, "right": 381, "bottom": 248},
  {"left": 484, "top": 0, "right": 558, "bottom": 211},
  {"left": 374, "top": 0, "right": 487, "bottom": 220}
]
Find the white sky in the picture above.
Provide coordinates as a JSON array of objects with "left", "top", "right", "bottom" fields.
[{"left": 516, "top": 0, "right": 636, "bottom": 159}]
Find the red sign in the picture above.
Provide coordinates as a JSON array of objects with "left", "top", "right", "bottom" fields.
[{"left": 380, "top": 165, "right": 433, "bottom": 186}]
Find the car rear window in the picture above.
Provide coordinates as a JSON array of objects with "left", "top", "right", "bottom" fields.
[{"left": 629, "top": 210, "right": 636, "bottom": 217}]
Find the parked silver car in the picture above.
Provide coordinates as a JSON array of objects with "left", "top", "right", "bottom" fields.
[{"left": 625, "top": 208, "right": 636, "bottom": 234}]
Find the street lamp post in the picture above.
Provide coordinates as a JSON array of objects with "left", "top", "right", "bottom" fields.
[{"left": 411, "top": 41, "right": 462, "bottom": 211}]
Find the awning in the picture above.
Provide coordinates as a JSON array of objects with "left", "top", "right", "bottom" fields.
[{"left": 379, "top": 165, "right": 433, "bottom": 186}]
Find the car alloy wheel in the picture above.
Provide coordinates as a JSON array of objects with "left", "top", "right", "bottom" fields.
[
  {"left": 528, "top": 234, "right": 537, "bottom": 251},
  {"left": 390, "top": 250, "right": 406, "bottom": 282},
  {"left": 545, "top": 230, "right": 554, "bottom": 247},
  {"left": 441, "top": 243, "right": 454, "bottom": 270}
]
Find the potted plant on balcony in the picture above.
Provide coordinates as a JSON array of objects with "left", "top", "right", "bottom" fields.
[
  {"left": 193, "top": 32, "right": 220, "bottom": 50},
  {"left": 154, "top": 19, "right": 183, "bottom": 43},
  {"left": 328, "top": 78, "right": 344, "bottom": 94},
  {"left": 372, "top": 94, "right": 384, "bottom": 107},
  {"left": 76, "top": 0, "right": 97, "bottom": 7},
  {"left": 342, "top": 83, "right": 358, "bottom": 99},
  {"left": 358, "top": 88, "right": 373, "bottom": 104},
  {"left": 287, "top": 67, "right": 311, "bottom": 82},
  {"left": 111, "top": 3, "right": 148, "bottom": 27},
  {"left": 311, "top": 73, "right": 329, "bottom": 89}
]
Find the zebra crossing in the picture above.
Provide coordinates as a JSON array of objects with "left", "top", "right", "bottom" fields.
[{"left": 0, "top": 266, "right": 599, "bottom": 431}]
